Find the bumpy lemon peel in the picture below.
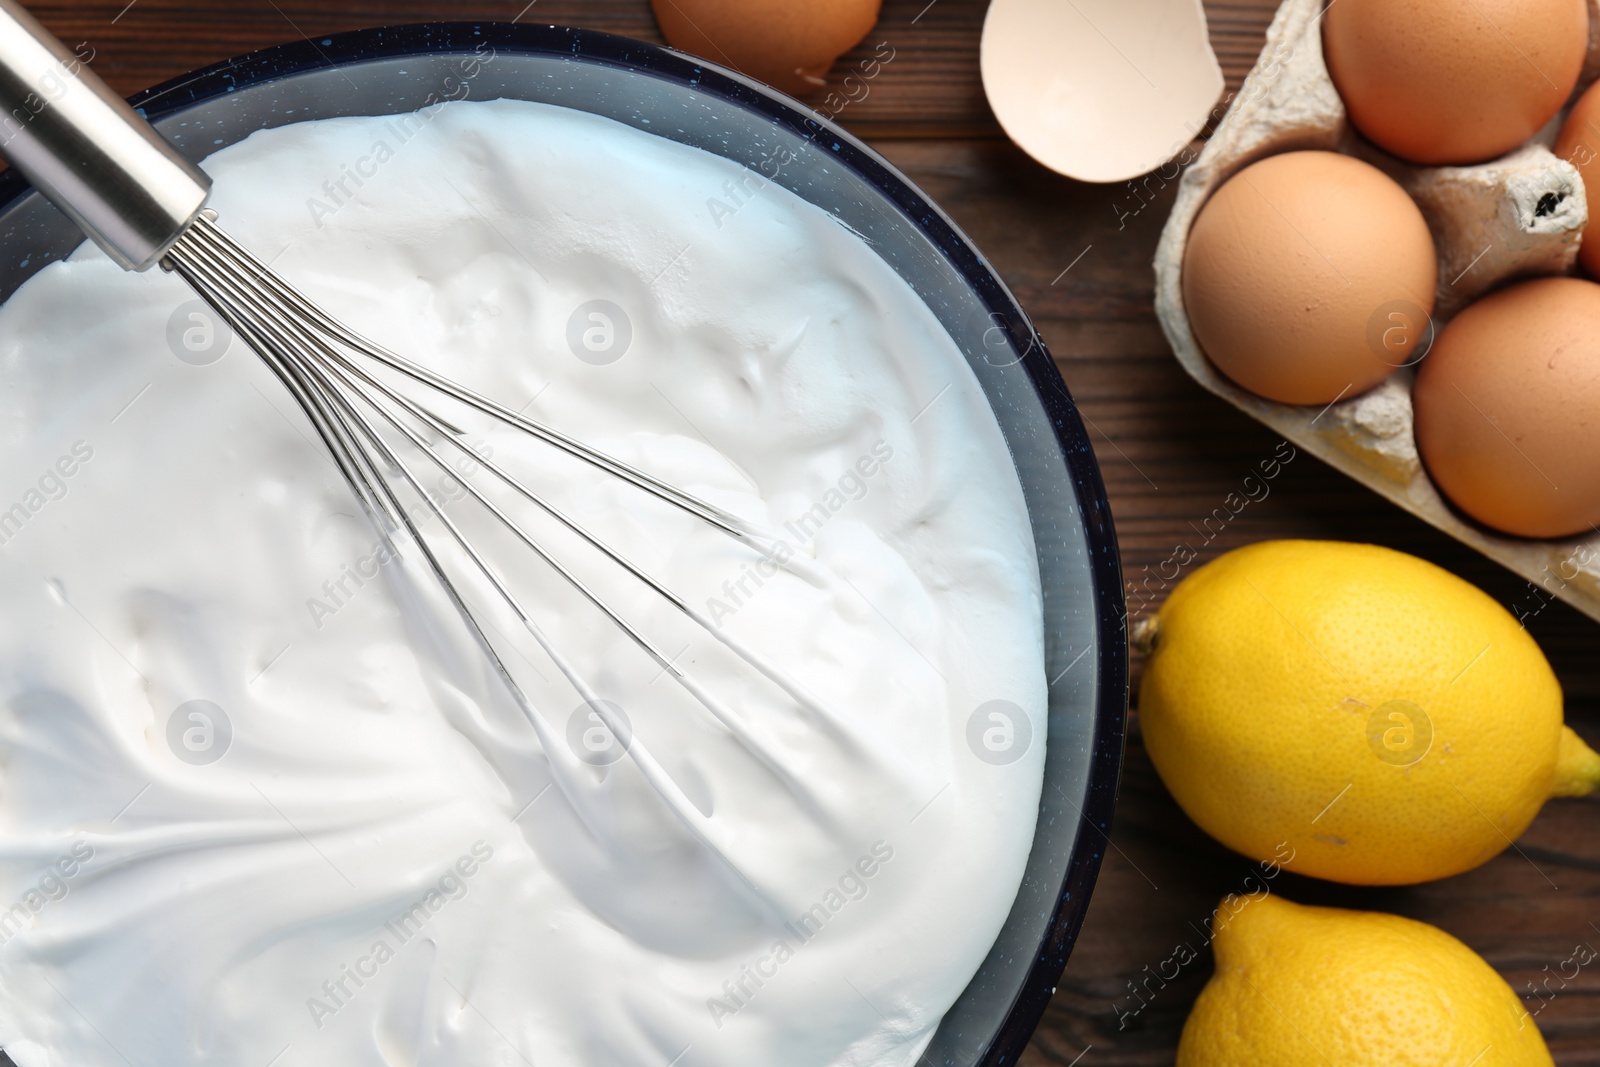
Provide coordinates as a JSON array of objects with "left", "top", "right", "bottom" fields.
[
  {"left": 1179, "top": 893, "right": 1555, "bottom": 1066},
  {"left": 1139, "top": 539, "right": 1585, "bottom": 885}
]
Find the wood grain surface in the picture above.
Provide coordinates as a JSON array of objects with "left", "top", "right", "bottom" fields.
[{"left": 20, "top": 0, "right": 1600, "bottom": 1063}]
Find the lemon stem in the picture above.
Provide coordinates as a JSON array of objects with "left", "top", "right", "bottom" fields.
[
  {"left": 1551, "top": 725, "right": 1600, "bottom": 798},
  {"left": 1131, "top": 614, "right": 1160, "bottom": 655}
]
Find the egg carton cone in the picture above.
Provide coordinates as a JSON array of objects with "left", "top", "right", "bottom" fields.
[{"left": 1154, "top": 0, "right": 1600, "bottom": 625}]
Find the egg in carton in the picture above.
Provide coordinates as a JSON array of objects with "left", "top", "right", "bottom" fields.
[{"left": 1154, "top": 0, "right": 1600, "bottom": 624}]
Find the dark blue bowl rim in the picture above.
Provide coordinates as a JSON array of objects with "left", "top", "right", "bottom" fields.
[{"left": 0, "top": 22, "right": 1128, "bottom": 1065}]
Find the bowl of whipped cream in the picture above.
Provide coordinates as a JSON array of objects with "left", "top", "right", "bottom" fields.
[{"left": 0, "top": 22, "right": 1125, "bottom": 1067}]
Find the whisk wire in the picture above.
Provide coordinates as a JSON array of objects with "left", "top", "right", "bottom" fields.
[
  {"left": 165, "top": 227, "right": 585, "bottom": 780},
  {"left": 184, "top": 213, "right": 744, "bottom": 538},
  {"left": 161, "top": 211, "right": 879, "bottom": 842},
  {"left": 172, "top": 215, "right": 702, "bottom": 677}
]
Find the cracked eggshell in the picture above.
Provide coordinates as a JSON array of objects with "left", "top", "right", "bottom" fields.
[
  {"left": 1154, "top": 0, "right": 1600, "bottom": 623},
  {"left": 980, "top": 0, "right": 1224, "bottom": 183}
]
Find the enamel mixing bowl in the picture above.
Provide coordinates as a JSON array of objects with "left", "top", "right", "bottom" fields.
[{"left": 0, "top": 22, "right": 1126, "bottom": 1066}]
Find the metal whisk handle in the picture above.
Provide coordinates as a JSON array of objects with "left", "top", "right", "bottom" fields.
[{"left": 0, "top": 0, "right": 209, "bottom": 270}]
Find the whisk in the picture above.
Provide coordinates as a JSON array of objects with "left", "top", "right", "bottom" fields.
[{"left": 0, "top": 1, "right": 831, "bottom": 791}]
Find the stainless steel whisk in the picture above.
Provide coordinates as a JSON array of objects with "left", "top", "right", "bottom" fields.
[{"left": 0, "top": 0, "right": 819, "bottom": 763}]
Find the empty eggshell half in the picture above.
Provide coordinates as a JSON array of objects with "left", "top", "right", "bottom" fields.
[{"left": 981, "top": 0, "right": 1225, "bottom": 183}]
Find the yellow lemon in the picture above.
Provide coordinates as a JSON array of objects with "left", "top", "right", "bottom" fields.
[
  {"left": 1178, "top": 894, "right": 1553, "bottom": 1066},
  {"left": 1138, "top": 540, "right": 1599, "bottom": 885}
]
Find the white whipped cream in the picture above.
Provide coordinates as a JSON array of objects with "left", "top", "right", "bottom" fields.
[{"left": 0, "top": 98, "right": 1044, "bottom": 1067}]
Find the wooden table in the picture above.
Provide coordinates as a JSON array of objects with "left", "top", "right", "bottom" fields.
[{"left": 26, "top": 0, "right": 1599, "bottom": 1063}]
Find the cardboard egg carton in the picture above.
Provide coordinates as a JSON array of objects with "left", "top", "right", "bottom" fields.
[{"left": 1154, "top": 0, "right": 1600, "bottom": 624}]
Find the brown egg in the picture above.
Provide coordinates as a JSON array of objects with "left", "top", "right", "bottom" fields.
[
  {"left": 651, "top": 0, "right": 882, "bottom": 96},
  {"left": 1414, "top": 277, "right": 1600, "bottom": 539},
  {"left": 1324, "top": 0, "right": 1587, "bottom": 165},
  {"left": 1555, "top": 83, "right": 1600, "bottom": 278},
  {"left": 1182, "top": 151, "right": 1438, "bottom": 406}
]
